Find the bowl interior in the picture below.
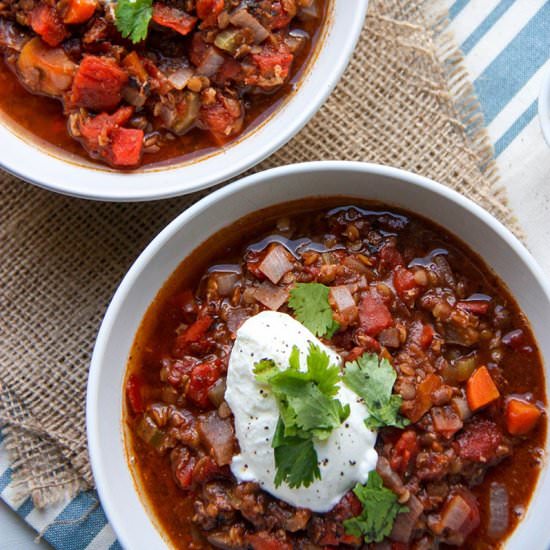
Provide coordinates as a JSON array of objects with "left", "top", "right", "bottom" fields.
[
  {"left": 88, "top": 162, "right": 550, "bottom": 549},
  {"left": 0, "top": 0, "right": 368, "bottom": 201}
]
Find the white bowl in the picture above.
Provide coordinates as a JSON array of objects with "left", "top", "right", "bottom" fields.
[
  {"left": 0, "top": 2, "right": 368, "bottom": 202},
  {"left": 87, "top": 161, "right": 550, "bottom": 549}
]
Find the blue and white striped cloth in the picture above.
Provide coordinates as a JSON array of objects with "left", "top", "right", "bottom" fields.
[{"left": 1, "top": 1, "right": 549, "bottom": 548}]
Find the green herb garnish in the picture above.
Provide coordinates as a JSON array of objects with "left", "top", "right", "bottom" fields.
[
  {"left": 343, "top": 352, "right": 409, "bottom": 430},
  {"left": 115, "top": 0, "right": 153, "bottom": 43},
  {"left": 288, "top": 283, "right": 339, "bottom": 338},
  {"left": 254, "top": 343, "right": 349, "bottom": 488},
  {"left": 344, "top": 471, "right": 409, "bottom": 543}
]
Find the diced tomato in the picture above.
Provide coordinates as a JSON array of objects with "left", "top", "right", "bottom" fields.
[
  {"left": 196, "top": 0, "right": 224, "bottom": 21},
  {"left": 393, "top": 266, "right": 418, "bottom": 298},
  {"left": 200, "top": 92, "right": 244, "bottom": 143},
  {"left": 187, "top": 361, "right": 220, "bottom": 408},
  {"left": 318, "top": 529, "right": 361, "bottom": 547},
  {"left": 456, "top": 418, "right": 502, "bottom": 462},
  {"left": 359, "top": 291, "right": 393, "bottom": 336},
  {"left": 78, "top": 106, "right": 134, "bottom": 148},
  {"left": 152, "top": 4, "right": 197, "bottom": 35},
  {"left": 246, "top": 533, "right": 292, "bottom": 550},
  {"left": 331, "top": 491, "right": 363, "bottom": 520},
  {"left": 379, "top": 245, "right": 404, "bottom": 270},
  {"left": 457, "top": 300, "right": 490, "bottom": 315},
  {"left": 390, "top": 430, "right": 419, "bottom": 474},
  {"left": 172, "top": 448, "right": 196, "bottom": 490},
  {"left": 70, "top": 55, "right": 128, "bottom": 111},
  {"left": 269, "top": 1, "right": 295, "bottom": 30},
  {"left": 419, "top": 323, "right": 435, "bottom": 348},
  {"left": 108, "top": 127, "right": 143, "bottom": 167},
  {"left": 505, "top": 398, "right": 542, "bottom": 435},
  {"left": 214, "top": 57, "right": 243, "bottom": 85},
  {"left": 62, "top": 0, "right": 97, "bottom": 24},
  {"left": 176, "top": 316, "right": 214, "bottom": 348},
  {"left": 251, "top": 43, "right": 293, "bottom": 81},
  {"left": 29, "top": 5, "right": 68, "bottom": 47},
  {"left": 126, "top": 374, "right": 144, "bottom": 414}
]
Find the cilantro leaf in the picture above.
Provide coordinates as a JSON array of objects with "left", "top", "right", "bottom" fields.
[
  {"left": 344, "top": 471, "right": 408, "bottom": 543},
  {"left": 343, "top": 353, "right": 409, "bottom": 429},
  {"left": 288, "top": 283, "right": 340, "bottom": 338},
  {"left": 115, "top": 0, "right": 153, "bottom": 44},
  {"left": 272, "top": 419, "right": 320, "bottom": 488},
  {"left": 254, "top": 343, "right": 349, "bottom": 488}
]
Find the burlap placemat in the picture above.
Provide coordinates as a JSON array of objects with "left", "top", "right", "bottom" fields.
[{"left": 0, "top": 0, "right": 521, "bottom": 509}]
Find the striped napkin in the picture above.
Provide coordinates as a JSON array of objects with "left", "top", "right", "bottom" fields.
[{"left": 2, "top": 0, "right": 549, "bottom": 548}]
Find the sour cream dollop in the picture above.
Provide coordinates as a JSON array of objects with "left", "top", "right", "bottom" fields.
[{"left": 225, "top": 311, "right": 378, "bottom": 513}]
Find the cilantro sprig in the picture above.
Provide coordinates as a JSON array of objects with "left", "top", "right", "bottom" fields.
[
  {"left": 254, "top": 343, "right": 349, "bottom": 488},
  {"left": 344, "top": 471, "right": 409, "bottom": 543},
  {"left": 343, "top": 353, "right": 409, "bottom": 430},
  {"left": 288, "top": 283, "right": 339, "bottom": 338},
  {"left": 115, "top": 0, "right": 153, "bottom": 44}
]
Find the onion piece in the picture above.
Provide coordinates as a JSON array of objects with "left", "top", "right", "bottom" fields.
[
  {"left": 252, "top": 282, "right": 289, "bottom": 311},
  {"left": 197, "top": 411, "right": 235, "bottom": 466},
  {"left": 166, "top": 66, "right": 193, "bottom": 90},
  {"left": 229, "top": 9, "right": 269, "bottom": 43},
  {"left": 390, "top": 494, "right": 423, "bottom": 543},
  {"left": 196, "top": 48, "right": 225, "bottom": 77},
  {"left": 329, "top": 285, "right": 356, "bottom": 313},
  {"left": 298, "top": 0, "right": 320, "bottom": 20},
  {"left": 0, "top": 19, "right": 29, "bottom": 51},
  {"left": 258, "top": 245, "right": 294, "bottom": 284},
  {"left": 207, "top": 377, "right": 227, "bottom": 407},
  {"left": 451, "top": 396, "right": 472, "bottom": 421},
  {"left": 488, "top": 483, "right": 509, "bottom": 539},
  {"left": 431, "top": 406, "right": 463, "bottom": 439},
  {"left": 376, "top": 457, "right": 405, "bottom": 495},
  {"left": 212, "top": 272, "right": 239, "bottom": 297}
]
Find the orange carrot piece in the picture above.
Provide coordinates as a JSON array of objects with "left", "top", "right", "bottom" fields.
[
  {"left": 506, "top": 398, "right": 542, "bottom": 435},
  {"left": 466, "top": 366, "right": 500, "bottom": 411},
  {"left": 63, "top": 0, "right": 97, "bottom": 24}
]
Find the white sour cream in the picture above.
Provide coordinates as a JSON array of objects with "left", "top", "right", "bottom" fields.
[{"left": 225, "top": 311, "right": 378, "bottom": 513}]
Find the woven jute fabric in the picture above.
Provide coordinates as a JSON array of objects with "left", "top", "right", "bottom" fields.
[{"left": 0, "top": 0, "right": 520, "bottom": 509}]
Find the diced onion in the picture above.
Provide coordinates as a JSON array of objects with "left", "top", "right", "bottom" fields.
[
  {"left": 329, "top": 285, "right": 356, "bottom": 314},
  {"left": 213, "top": 272, "right": 239, "bottom": 297},
  {"left": 252, "top": 282, "right": 289, "bottom": 311},
  {"left": 167, "top": 66, "right": 193, "bottom": 90},
  {"left": 207, "top": 377, "right": 227, "bottom": 407},
  {"left": 196, "top": 48, "right": 225, "bottom": 77},
  {"left": 229, "top": 9, "right": 269, "bottom": 43},
  {"left": 258, "top": 245, "right": 294, "bottom": 284},
  {"left": 488, "top": 483, "right": 509, "bottom": 538}
]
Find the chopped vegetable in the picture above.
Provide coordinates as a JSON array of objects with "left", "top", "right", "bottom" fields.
[
  {"left": 457, "top": 418, "right": 502, "bottom": 462},
  {"left": 403, "top": 373, "right": 442, "bottom": 422},
  {"left": 187, "top": 361, "right": 220, "bottom": 408},
  {"left": 359, "top": 291, "right": 393, "bottom": 337},
  {"left": 389, "top": 430, "right": 418, "bottom": 474},
  {"left": 229, "top": 9, "right": 270, "bottom": 43},
  {"left": 70, "top": 55, "right": 128, "bottom": 111},
  {"left": 344, "top": 471, "right": 408, "bottom": 543},
  {"left": 466, "top": 366, "right": 500, "bottom": 411},
  {"left": 328, "top": 285, "right": 357, "bottom": 326},
  {"left": 109, "top": 127, "right": 144, "bottom": 166},
  {"left": 505, "top": 398, "right": 542, "bottom": 435},
  {"left": 174, "top": 315, "right": 214, "bottom": 352},
  {"left": 62, "top": 0, "right": 97, "bottom": 24},
  {"left": 152, "top": 4, "right": 197, "bottom": 36},
  {"left": 258, "top": 244, "right": 294, "bottom": 284},
  {"left": 115, "top": 0, "right": 153, "bottom": 44},
  {"left": 126, "top": 373, "right": 145, "bottom": 414},
  {"left": 197, "top": 411, "right": 234, "bottom": 465},
  {"left": 288, "top": 282, "right": 339, "bottom": 338},
  {"left": 488, "top": 482, "right": 509, "bottom": 539},
  {"left": 343, "top": 352, "right": 409, "bottom": 430},
  {"left": 29, "top": 5, "right": 67, "bottom": 47},
  {"left": 136, "top": 414, "right": 165, "bottom": 448}
]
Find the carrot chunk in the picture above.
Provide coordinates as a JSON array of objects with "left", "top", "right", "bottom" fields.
[
  {"left": 62, "top": 0, "right": 97, "bottom": 24},
  {"left": 29, "top": 5, "right": 68, "bottom": 47},
  {"left": 152, "top": 4, "right": 197, "bottom": 35},
  {"left": 71, "top": 56, "right": 128, "bottom": 111},
  {"left": 506, "top": 398, "right": 542, "bottom": 435},
  {"left": 466, "top": 366, "right": 500, "bottom": 411}
]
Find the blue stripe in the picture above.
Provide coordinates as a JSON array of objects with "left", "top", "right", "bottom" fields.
[
  {"left": 42, "top": 490, "right": 108, "bottom": 550},
  {"left": 0, "top": 428, "right": 5, "bottom": 444},
  {"left": 450, "top": 0, "right": 469, "bottom": 20},
  {"left": 17, "top": 496, "right": 34, "bottom": 518},
  {"left": 474, "top": 3, "right": 550, "bottom": 125},
  {"left": 461, "top": 0, "right": 514, "bottom": 54},
  {"left": 109, "top": 540, "right": 123, "bottom": 550},
  {"left": 495, "top": 100, "right": 538, "bottom": 156},
  {"left": 0, "top": 467, "right": 12, "bottom": 492}
]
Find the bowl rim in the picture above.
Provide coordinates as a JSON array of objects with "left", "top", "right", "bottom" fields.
[
  {"left": 87, "top": 161, "right": 550, "bottom": 548},
  {"left": 0, "top": 1, "right": 368, "bottom": 202}
]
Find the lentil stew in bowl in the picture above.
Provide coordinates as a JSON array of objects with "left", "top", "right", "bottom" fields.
[
  {"left": 124, "top": 199, "right": 546, "bottom": 549},
  {"left": 0, "top": 0, "right": 327, "bottom": 168}
]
